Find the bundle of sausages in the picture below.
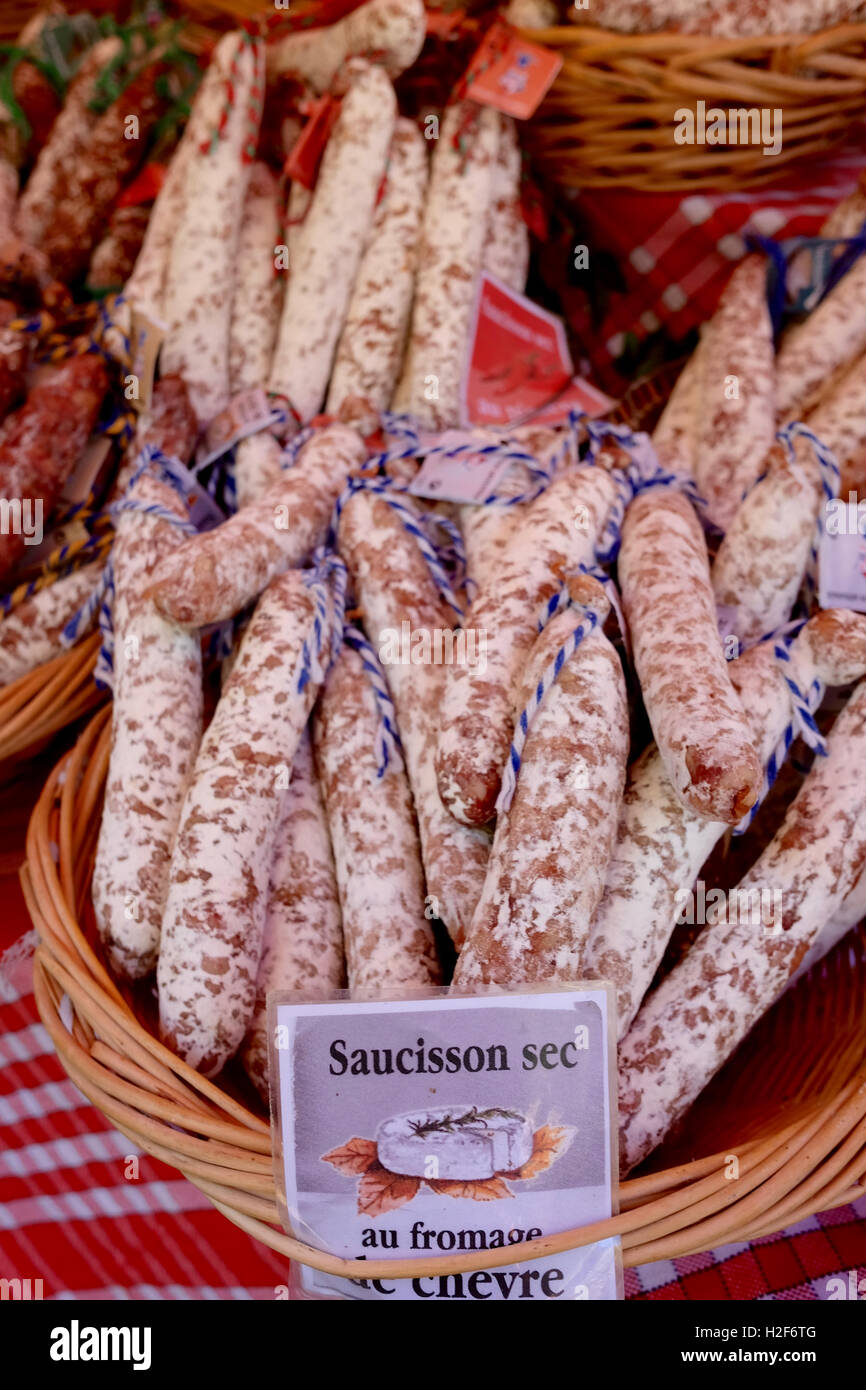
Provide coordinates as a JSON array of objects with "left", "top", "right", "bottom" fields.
[{"left": 9, "top": 8, "right": 859, "bottom": 1184}]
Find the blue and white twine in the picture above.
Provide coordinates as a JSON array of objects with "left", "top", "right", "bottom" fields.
[
  {"left": 343, "top": 624, "right": 404, "bottom": 778},
  {"left": 733, "top": 625, "right": 828, "bottom": 835},
  {"left": 297, "top": 548, "right": 349, "bottom": 693},
  {"left": 330, "top": 473, "right": 467, "bottom": 623},
  {"left": 61, "top": 446, "right": 200, "bottom": 689},
  {"left": 582, "top": 418, "right": 709, "bottom": 561},
  {"left": 771, "top": 421, "right": 840, "bottom": 605},
  {"left": 496, "top": 585, "right": 602, "bottom": 815}
]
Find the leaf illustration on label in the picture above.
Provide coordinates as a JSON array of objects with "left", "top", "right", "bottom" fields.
[
  {"left": 513, "top": 1125, "right": 576, "bottom": 1181},
  {"left": 357, "top": 1162, "right": 421, "bottom": 1218},
  {"left": 321, "top": 1136, "right": 378, "bottom": 1176},
  {"left": 426, "top": 1176, "right": 514, "bottom": 1202}
]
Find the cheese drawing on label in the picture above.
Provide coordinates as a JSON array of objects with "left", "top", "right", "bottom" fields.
[{"left": 376, "top": 1105, "right": 534, "bottom": 1181}]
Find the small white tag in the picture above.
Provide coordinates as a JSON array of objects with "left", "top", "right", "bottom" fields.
[
  {"left": 128, "top": 308, "right": 165, "bottom": 413},
  {"left": 158, "top": 456, "right": 225, "bottom": 534},
  {"left": 819, "top": 499, "right": 866, "bottom": 612},
  {"left": 197, "top": 387, "right": 283, "bottom": 469},
  {"left": 625, "top": 431, "right": 660, "bottom": 479},
  {"left": 409, "top": 430, "right": 515, "bottom": 505},
  {"left": 60, "top": 435, "right": 114, "bottom": 508}
]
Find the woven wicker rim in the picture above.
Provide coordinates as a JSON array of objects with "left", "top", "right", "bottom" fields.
[
  {"left": 21, "top": 708, "right": 866, "bottom": 1275},
  {"left": 522, "top": 21, "right": 866, "bottom": 190},
  {"left": 0, "top": 632, "right": 105, "bottom": 772}
]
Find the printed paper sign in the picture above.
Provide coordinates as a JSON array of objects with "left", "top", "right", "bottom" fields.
[
  {"left": 272, "top": 987, "right": 621, "bottom": 1301},
  {"left": 819, "top": 499, "right": 866, "bottom": 612},
  {"left": 464, "top": 21, "right": 562, "bottom": 121},
  {"left": 408, "top": 430, "right": 516, "bottom": 504},
  {"left": 461, "top": 273, "right": 614, "bottom": 430}
]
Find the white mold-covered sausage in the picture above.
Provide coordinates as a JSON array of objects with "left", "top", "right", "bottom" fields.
[
  {"left": 459, "top": 425, "right": 564, "bottom": 597},
  {"left": 229, "top": 161, "right": 282, "bottom": 396},
  {"left": 583, "top": 607, "right": 866, "bottom": 1036},
  {"left": 268, "top": 61, "right": 396, "bottom": 423},
  {"left": 124, "top": 48, "right": 229, "bottom": 323},
  {"left": 313, "top": 642, "right": 441, "bottom": 995},
  {"left": 619, "top": 488, "right": 762, "bottom": 824},
  {"left": 0, "top": 561, "right": 104, "bottom": 686},
  {"left": 240, "top": 730, "right": 345, "bottom": 1101},
  {"left": 92, "top": 472, "right": 203, "bottom": 981},
  {"left": 619, "top": 675, "right": 866, "bottom": 1172},
  {"left": 453, "top": 575, "right": 628, "bottom": 989},
  {"left": 339, "top": 488, "right": 490, "bottom": 947},
  {"left": 651, "top": 342, "right": 702, "bottom": 476},
  {"left": 327, "top": 117, "right": 428, "bottom": 431},
  {"left": 396, "top": 101, "right": 500, "bottom": 430},
  {"left": 15, "top": 37, "right": 124, "bottom": 247},
  {"left": 776, "top": 257, "right": 866, "bottom": 421},
  {"left": 481, "top": 117, "right": 528, "bottom": 293},
  {"left": 149, "top": 423, "right": 366, "bottom": 627},
  {"left": 160, "top": 32, "right": 263, "bottom": 424},
  {"left": 229, "top": 162, "right": 284, "bottom": 509},
  {"left": 157, "top": 568, "right": 333, "bottom": 1075},
  {"left": 693, "top": 255, "right": 775, "bottom": 532},
  {"left": 711, "top": 438, "right": 819, "bottom": 646},
  {"left": 437, "top": 464, "right": 618, "bottom": 827},
  {"left": 266, "top": 0, "right": 426, "bottom": 90}
]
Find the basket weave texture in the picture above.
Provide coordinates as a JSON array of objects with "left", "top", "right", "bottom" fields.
[
  {"left": 0, "top": 632, "right": 105, "bottom": 779},
  {"left": 521, "top": 21, "right": 866, "bottom": 190},
  {"left": 23, "top": 710, "right": 866, "bottom": 1274}
]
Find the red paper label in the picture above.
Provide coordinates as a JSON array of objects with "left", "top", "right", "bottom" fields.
[
  {"left": 117, "top": 163, "right": 166, "bottom": 208},
  {"left": 462, "top": 272, "right": 604, "bottom": 428},
  {"left": 462, "top": 273, "right": 614, "bottom": 428},
  {"left": 463, "top": 21, "right": 562, "bottom": 121},
  {"left": 284, "top": 95, "right": 341, "bottom": 191},
  {"left": 525, "top": 378, "right": 617, "bottom": 429}
]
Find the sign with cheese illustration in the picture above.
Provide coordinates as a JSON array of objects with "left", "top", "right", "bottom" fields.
[{"left": 271, "top": 988, "right": 621, "bottom": 1301}]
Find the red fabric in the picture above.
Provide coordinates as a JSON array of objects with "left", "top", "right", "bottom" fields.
[
  {"left": 555, "top": 148, "right": 866, "bottom": 388},
  {"left": 0, "top": 799, "right": 864, "bottom": 1300}
]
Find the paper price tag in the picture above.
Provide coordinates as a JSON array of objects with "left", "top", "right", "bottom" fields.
[
  {"left": 284, "top": 95, "right": 341, "bottom": 191},
  {"left": 158, "top": 456, "right": 225, "bottom": 535},
  {"left": 819, "top": 499, "right": 866, "bottom": 612},
  {"left": 128, "top": 307, "right": 165, "bottom": 414},
  {"left": 526, "top": 378, "right": 617, "bottom": 430},
  {"left": 197, "top": 387, "right": 282, "bottom": 469},
  {"left": 59, "top": 435, "right": 114, "bottom": 508},
  {"left": 271, "top": 986, "right": 621, "bottom": 1302},
  {"left": 462, "top": 272, "right": 613, "bottom": 430},
  {"left": 408, "top": 430, "right": 515, "bottom": 504},
  {"left": 464, "top": 21, "right": 562, "bottom": 121}
]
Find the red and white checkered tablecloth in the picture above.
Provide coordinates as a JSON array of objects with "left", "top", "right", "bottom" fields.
[{"left": 551, "top": 147, "right": 866, "bottom": 388}]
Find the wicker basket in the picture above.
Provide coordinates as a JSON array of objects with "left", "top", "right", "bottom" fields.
[
  {"left": 22, "top": 709, "right": 866, "bottom": 1277},
  {"left": 522, "top": 21, "right": 866, "bottom": 190},
  {"left": 0, "top": 632, "right": 105, "bottom": 779}
]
